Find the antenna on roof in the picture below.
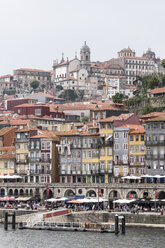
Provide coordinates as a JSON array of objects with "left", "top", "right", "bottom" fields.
[{"left": 61, "top": 52, "right": 64, "bottom": 62}]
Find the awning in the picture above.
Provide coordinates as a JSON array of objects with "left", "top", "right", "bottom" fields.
[
  {"left": 122, "top": 176, "right": 141, "bottom": 180},
  {"left": 16, "top": 197, "right": 32, "bottom": 201},
  {"left": 141, "top": 175, "right": 165, "bottom": 178},
  {"left": 105, "top": 134, "right": 112, "bottom": 141},
  {"left": 46, "top": 197, "right": 68, "bottom": 202},
  {"left": 113, "top": 199, "right": 136, "bottom": 204},
  {"left": 0, "top": 175, "right": 22, "bottom": 179}
]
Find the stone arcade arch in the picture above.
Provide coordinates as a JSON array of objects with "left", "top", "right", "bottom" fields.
[
  {"left": 109, "top": 190, "right": 121, "bottom": 200},
  {"left": 158, "top": 191, "right": 165, "bottom": 199},
  {"left": 25, "top": 189, "right": 28, "bottom": 196},
  {"left": 86, "top": 190, "right": 96, "bottom": 197},
  {"left": 20, "top": 189, "right": 24, "bottom": 196},
  {"left": 43, "top": 189, "right": 53, "bottom": 199},
  {"left": 0, "top": 188, "right": 5, "bottom": 196},
  {"left": 126, "top": 191, "right": 138, "bottom": 199},
  {"left": 64, "top": 189, "right": 75, "bottom": 198},
  {"left": 14, "top": 189, "right": 18, "bottom": 197},
  {"left": 8, "top": 189, "right": 13, "bottom": 196}
]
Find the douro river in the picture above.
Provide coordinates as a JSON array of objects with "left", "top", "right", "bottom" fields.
[{"left": 1, "top": 226, "right": 165, "bottom": 248}]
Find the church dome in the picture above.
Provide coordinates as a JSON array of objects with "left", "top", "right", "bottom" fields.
[{"left": 81, "top": 41, "right": 90, "bottom": 52}]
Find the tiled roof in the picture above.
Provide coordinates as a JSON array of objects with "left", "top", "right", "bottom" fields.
[
  {"left": 0, "top": 127, "right": 16, "bottom": 136},
  {"left": 14, "top": 68, "right": 50, "bottom": 73},
  {"left": 14, "top": 103, "right": 47, "bottom": 108},
  {"left": 124, "top": 56, "right": 149, "bottom": 60},
  {"left": 145, "top": 115, "right": 165, "bottom": 122},
  {"left": 99, "top": 113, "right": 134, "bottom": 123},
  {"left": 148, "top": 87, "right": 165, "bottom": 94},
  {"left": 15, "top": 126, "right": 38, "bottom": 133},
  {"left": 0, "top": 74, "right": 12, "bottom": 79},
  {"left": 120, "top": 124, "right": 145, "bottom": 134},
  {"left": 7, "top": 98, "right": 37, "bottom": 102},
  {"left": 0, "top": 146, "right": 15, "bottom": 159},
  {"left": 140, "top": 112, "right": 164, "bottom": 119},
  {"left": 0, "top": 119, "right": 30, "bottom": 125},
  {"left": 34, "top": 92, "right": 54, "bottom": 98},
  {"left": 56, "top": 129, "right": 99, "bottom": 137},
  {"left": 31, "top": 130, "right": 59, "bottom": 140}
]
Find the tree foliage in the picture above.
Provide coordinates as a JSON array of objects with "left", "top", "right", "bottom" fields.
[
  {"left": 82, "top": 116, "right": 89, "bottom": 123},
  {"left": 30, "top": 80, "right": 40, "bottom": 89},
  {"left": 162, "top": 59, "right": 165, "bottom": 68},
  {"left": 112, "top": 93, "right": 124, "bottom": 103},
  {"left": 56, "top": 85, "right": 63, "bottom": 91},
  {"left": 59, "top": 89, "right": 78, "bottom": 101}
]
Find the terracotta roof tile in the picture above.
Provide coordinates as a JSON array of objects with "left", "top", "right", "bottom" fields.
[{"left": 148, "top": 87, "right": 165, "bottom": 94}]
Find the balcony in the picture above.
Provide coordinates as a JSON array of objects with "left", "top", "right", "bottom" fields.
[
  {"left": 40, "top": 158, "right": 51, "bottom": 163},
  {"left": 30, "top": 169, "right": 51, "bottom": 175},
  {"left": 16, "top": 159, "right": 29, "bottom": 164},
  {"left": 146, "top": 140, "right": 165, "bottom": 146},
  {"left": 29, "top": 157, "right": 41, "bottom": 162}
]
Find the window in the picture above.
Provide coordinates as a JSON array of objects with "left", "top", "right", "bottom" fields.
[
  {"left": 41, "top": 142, "right": 45, "bottom": 149},
  {"left": 135, "top": 145, "right": 139, "bottom": 152},
  {"left": 114, "top": 143, "right": 119, "bottom": 150},
  {"left": 130, "top": 135, "right": 133, "bottom": 141},
  {"left": 100, "top": 148, "right": 105, "bottom": 156},
  {"left": 35, "top": 109, "right": 41, "bottom": 116},
  {"left": 123, "top": 132, "right": 128, "bottom": 138},
  {"left": 88, "top": 151, "right": 92, "bottom": 158},
  {"left": 141, "top": 135, "right": 144, "bottom": 141},
  {"left": 16, "top": 144, "right": 20, "bottom": 149},
  {"left": 100, "top": 123, "right": 105, "bottom": 129},
  {"left": 136, "top": 135, "right": 139, "bottom": 142},
  {"left": 17, "top": 133, "right": 21, "bottom": 139},
  {"left": 31, "top": 141, "right": 34, "bottom": 149},
  {"left": 10, "top": 161, "right": 14, "bottom": 169},
  {"left": 123, "top": 143, "right": 128, "bottom": 150},
  {"left": 82, "top": 151, "right": 86, "bottom": 158},
  {"left": 135, "top": 155, "right": 139, "bottom": 163},
  {"left": 130, "top": 146, "right": 134, "bottom": 153},
  {"left": 107, "top": 147, "right": 112, "bottom": 156},
  {"left": 108, "top": 123, "right": 112, "bottom": 129},
  {"left": 100, "top": 161, "right": 105, "bottom": 170},
  {"left": 47, "top": 142, "right": 50, "bottom": 149},
  {"left": 24, "top": 144, "right": 28, "bottom": 150},
  {"left": 140, "top": 145, "right": 145, "bottom": 152},
  {"left": 114, "top": 132, "right": 119, "bottom": 139},
  {"left": 4, "top": 161, "right": 8, "bottom": 169}
]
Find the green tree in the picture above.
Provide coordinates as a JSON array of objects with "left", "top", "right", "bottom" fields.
[
  {"left": 59, "top": 89, "right": 78, "bottom": 101},
  {"left": 162, "top": 59, "right": 165, "bottom": 68},
  {"left": 112, "top": 93, "right": 124, "bottom": 103},
  {"left": 56, "top": 85, "right": 63, "bottom": 91},
  {"left": 82, "top": 116, "right": 89, "bottom": 123},
  {"left": 30, "top": 80, "right": 39, "bottom": 89}
]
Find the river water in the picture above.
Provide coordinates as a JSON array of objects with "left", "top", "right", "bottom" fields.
[{"left": 1, "top": 226, "right": 165, "bottom": 248}]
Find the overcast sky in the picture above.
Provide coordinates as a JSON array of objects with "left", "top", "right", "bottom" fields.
[{"left": 0, "top": 0, "right": 165, "bottom": 75}]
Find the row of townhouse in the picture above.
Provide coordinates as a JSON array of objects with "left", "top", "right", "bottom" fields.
[
  {"left": 57, "top": 113, "right": 146, "bottom": 184},
  {"left": 14, "top": 127, "right": 59, "bottom": 184}
]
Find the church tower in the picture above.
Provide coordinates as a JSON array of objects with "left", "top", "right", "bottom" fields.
[{"left": 80, "top": 41, "right": 91, "bottom": 72}]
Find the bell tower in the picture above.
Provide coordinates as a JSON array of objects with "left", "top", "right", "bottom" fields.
[{"left": 80, "top": 41, "right": 91, "bottom": 72}]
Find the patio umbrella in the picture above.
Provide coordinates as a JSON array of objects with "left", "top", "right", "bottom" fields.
[{"left": 0, "top": 196, "right": 15, "bottom": 201}]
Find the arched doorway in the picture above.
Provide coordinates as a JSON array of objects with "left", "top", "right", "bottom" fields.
[
  {"left": 30, "top": 189, "right": 33, "bottom": 196},
  {"left": 8, "top": 189, "right": 13, "bottom": 196},
  {"left": 109, "top": 190, "right": 121, "bottom": 209},
  {"left": 127, "top": 191, "right": 138, "bottom": 199},
  {"left": 20, "top": 189, "right": 24, "bottom": 196},
  {"left": 109, "top": 190, "right": 121, "bottom": 200},
  {"left": 159, "top": 191, "right": 165, "bottom": 199},
  {"left": 143, "top": 192, "right": 149, "bottom": 199},
  {"left": 25, "top": 189, "right": 28, "bottom": 196},
  {"left": 14, "top": 189, "right": 18, "bottom": 197},
  {"left": 0, "top": 188, "right": 5, "bottom": 196},
  {"left": 43, "top": 189, "right": 53, "bottom": 199},
  {"left": 86, "top": 190, "right": 96, "bottom": 197},
  {"left": 64, "top": 189, "right": 75, "bottom": 198}
]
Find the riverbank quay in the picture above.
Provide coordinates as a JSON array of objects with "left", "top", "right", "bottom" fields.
[
  {"left": 0, "top": 209, "right": 37, "bottom": 223},
  {"left": 3, "top": 210, "right": 165, "bottom": 228}
]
